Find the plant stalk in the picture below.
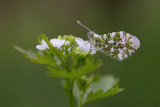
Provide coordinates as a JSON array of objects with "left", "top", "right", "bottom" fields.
[
  {"left": 67, "top": 79, "right": 75, "bottom": 107},
  {"left": 78, "top": 100, "right": 82, "bottom": 107}
]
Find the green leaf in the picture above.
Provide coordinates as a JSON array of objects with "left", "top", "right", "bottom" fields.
[
  {"left": 73, "top": 81, "right": 81, "bottom": 102},
  {"left": 75, "top": 75, "right": 94, "bottom": 93},
  {"left": 14, "top": 45, "right": 59, "bottom": 67},
  {"left": 13, "top": 45, "right": 25, "bottom": 54},
  {"left": 82, "top": 75, "right": 123, "bottom": 104},
  {"left": 46, "top": 67, "right": 68, "bottom": 78},
  {"left": 47, "top": 59, "right": 102, "bottom": 79},
  {"left": 29, "top": 53, "right": 56, "bottom": 67},
  {"left": 14, "top": 45, "right": 37, "bottom": 59}
]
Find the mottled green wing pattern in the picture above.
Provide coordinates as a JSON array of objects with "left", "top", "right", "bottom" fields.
[{"left": 90, "top": 31, "right": 140, "bottom": 61}]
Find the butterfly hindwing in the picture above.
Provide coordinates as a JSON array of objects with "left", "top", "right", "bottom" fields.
[{"left": 89, "top": 31, "right": 140, "bottom": 61}]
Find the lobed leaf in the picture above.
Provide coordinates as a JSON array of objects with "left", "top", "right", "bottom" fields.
[
  {"left": 73, "top": 75, "right": 123, "bottom": 105},
  {"left": 84, "top": 82, "right": 123, "bottom": 103},
  {"left": 47, "top": 59, "right": 102, "bottom": 79}
]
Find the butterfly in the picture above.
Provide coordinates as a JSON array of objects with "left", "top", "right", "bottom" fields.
[{"left": 77, "top": 21, "right": 140, "bottom": 61}]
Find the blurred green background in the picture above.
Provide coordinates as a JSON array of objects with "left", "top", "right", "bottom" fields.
[{"left": 0, "top": 0, "right": 160, "bottom": 107}]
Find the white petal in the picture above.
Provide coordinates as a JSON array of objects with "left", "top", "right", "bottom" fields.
[
  {"left": 119, "top": 31, "right": 124, "bottom": 38},
  {"left": 93, "top": 34, "right": 99, "bottom": 38},
  {"left": 76, "top": 38, "right": 97, "bottom": 54},
  {"left": 110, "top": 32, "right": 116, "bottom": 38},
  {"left": 108, "top": 40, "right": 115, "bottom": 44},
  {"left": 65, "top": 41, "right": 70, "bottom": 46},
  {"left": 68, "top": 47, "right": 71, "bottom": 51},
  {"left": 111, "top": 48, "right": 114, "bottom": 52},
  {"left": 36, "top": 39, "right": 49, "bottom": 50},
  {"left": 50, "top": 39, "right": 65, "bottom": 49},
  {"left": 103, "top": 34, "right": 107, "bottom": 39}
]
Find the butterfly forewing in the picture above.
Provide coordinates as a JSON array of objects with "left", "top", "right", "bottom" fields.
[{"left": 90, "top": 31, "right": 140, "bottom": 61}]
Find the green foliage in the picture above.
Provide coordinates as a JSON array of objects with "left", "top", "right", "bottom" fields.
[
  {"left": 47, "top": 59, "right": 102, "bottom": 79},
  {"left": 73, "top": 75, "right": 123, "bottom": 106},
  {"left": 14, "top": 34, "right": 123, "bottom": 107},
  {"left": 14, "top": 34, "right": 102, "bottom": 79}
]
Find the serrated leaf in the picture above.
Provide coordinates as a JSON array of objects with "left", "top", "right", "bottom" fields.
[
  {"left": 14, "top": 45, "right": 59, "bottom": 67},
  {"left": 29, "top": 53, "right": 57, "bottom": 67},
  {"left": 47, "top": 59, "right": 102, "bottom": 79},
  {"left": 84, "top": 83, "right": 123, "bottom": 103},
  {"left": 73, "top": 81, "right": 81, "bottom": 101},
  {"left": 14, "top": 45, "right": 37, "bottom": 59},
  {"left": 13, "top": 45, "right": 25, "bottom": 54},
  {"left": 82, "top": 75, "right": 123, "bottom": 104}
]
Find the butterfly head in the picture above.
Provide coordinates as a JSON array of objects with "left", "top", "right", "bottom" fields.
[
  {"left": 87, "top": 31, "right": 95, "bottom": 39},
  {"left": 77, "top": 21, "right": 96, "bottom": 40}
]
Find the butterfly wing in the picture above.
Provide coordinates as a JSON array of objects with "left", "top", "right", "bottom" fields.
[{"left": 93, "top": 31, "right": 140, "bottom": 61}]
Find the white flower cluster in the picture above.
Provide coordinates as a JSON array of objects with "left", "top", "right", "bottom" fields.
[
  {"left": 36, "top": 40, "right": 49, "bottom": 50},
  {"left": 75, "top": 38, "right": 96, "bottom": 54},
  {"left": 36, "top": 37, "right": 98, "bottom": 55},
  {"left": 36, "top": 39, "right": 70, "bottom": 50}
]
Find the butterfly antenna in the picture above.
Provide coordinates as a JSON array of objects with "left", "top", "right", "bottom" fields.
[{"left": 77, "top": 21, "right": 91, "bottom": 31}]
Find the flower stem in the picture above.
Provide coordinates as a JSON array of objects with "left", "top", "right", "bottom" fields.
[
  {"left": 78, "top": 100, "right": 82, "bottom": 107},
  {"left": 78, "top": 94, "right": 83, "bottom": 107},
  {"left": 67, "top": 79, "right": 75, "bottom": 107}
]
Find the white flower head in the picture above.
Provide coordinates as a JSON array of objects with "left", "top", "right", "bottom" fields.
[
  {"left": 36, "top": 39, "right": 49, "bottom": 50},
  {"left": 65, "top": 41, "right": 70, "bottom": 46},
  {"left": 93, "top": 34, "right": 99, "bottom": 39},
  {"left": 76, "top": 38, "right": 97, "bottom": 54},
  {"left": 103, "top": 34, "right": 107, "bottom": 39},
  {"left": 111, "top": 48, "right": 114, "bottom": 52},
  {"left": 50, "top": 39, "right": 65, "bottom": 49},
  {"left": 108, "top": 40, "right": 115, "bottom": 44},
  {"left": 110, "top": 32, "right": 116, "bottom": 38}
]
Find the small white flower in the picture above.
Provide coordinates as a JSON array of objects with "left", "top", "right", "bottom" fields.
[
  {"left": 76, "top": 38, "right": 97, "bottom": 54},
  {"left": 110, "top": 32, "right": 116, "bottom": 38},
  {"left": 122, "top": 47, "right": 127, "bottom": 51},
  {"left": 65, "top": 41, "right": 70, "bottom": 46},
  {"left": 93, "top": 34, "right": 99, "bottom": 38},
  {"left": 119, "top": 41, "right": 126, "bottom": 45},
  {"left": 68, "top": 47, "right": 71, "bottom": 51},
  {"left": 50, "top": 39, "right": 65, "bottom": 49},
  {"left": 116, "top": 42, "right": 119, "bottom": 46},
  {"left": 119, "top": 31, "right": 124, "bottom": 38},
  {"left": 118, "top": 49, "right": 123, "bottom": 53},
  {"left": 108, "top": 40, "right": 115, "bottom": 44},
  {"left": 36, "top": 39, "right": 49, "bottom": 50},
  {"left": 117, "top": 53, "right": 123, "bottom": 61},
  {"left": 103, "top": 34, "right": 107, "bottom": 39},
  {"left": 111, "top": 48, "right": 114, "bottom": 52}
]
